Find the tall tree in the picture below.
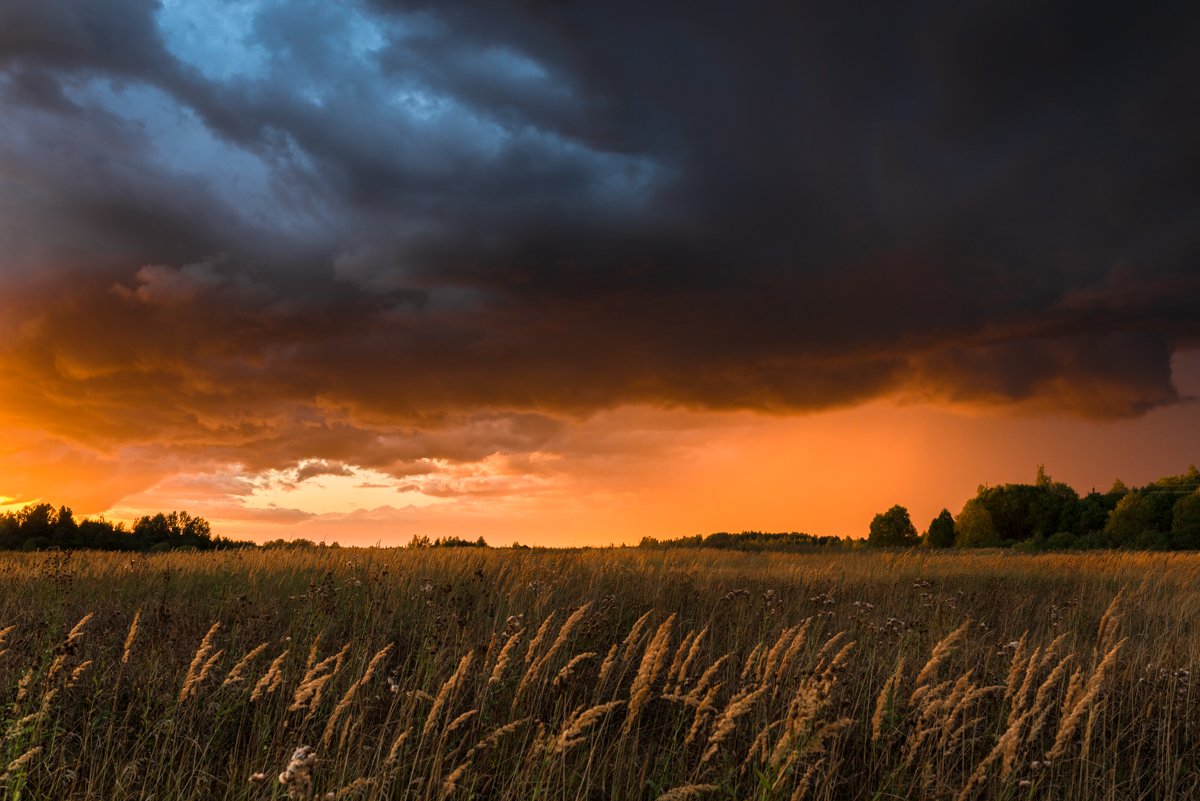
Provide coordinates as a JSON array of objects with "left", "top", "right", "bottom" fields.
[
  {"left": 1170, "top": 493, "right": 1200, "bottom": 550},
  {"left": 923, "top": 509, "right": 956, "bottom": 548},
  {"left": 1103, "top": 492, "right": 1162, "bottom": 548},
  {"left": 868, "top": 505, "right": 919, "bottom": 547},
  {"left": 955, "top": 499, "right": 1000, "bottom": 547}
]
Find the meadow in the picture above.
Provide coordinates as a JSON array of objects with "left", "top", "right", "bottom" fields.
[{"left": 0, "top": 547, "right": 1196, "bottom": 800}]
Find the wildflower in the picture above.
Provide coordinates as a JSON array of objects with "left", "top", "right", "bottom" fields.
[{"left": 279, "top": 746, "right": 317, "bottom": 800}]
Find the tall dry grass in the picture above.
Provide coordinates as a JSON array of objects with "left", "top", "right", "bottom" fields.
[{"left": 0, "top": 547, "right": 1195, "bottom": 799}]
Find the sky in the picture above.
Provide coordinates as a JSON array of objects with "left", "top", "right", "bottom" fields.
[{"left": 0, "top": 0, "right": 1197, "bottom": 546}]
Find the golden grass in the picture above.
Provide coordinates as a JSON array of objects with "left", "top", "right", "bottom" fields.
[{"left": 0, "top": 547, "right": 1195, "bottom": 799}]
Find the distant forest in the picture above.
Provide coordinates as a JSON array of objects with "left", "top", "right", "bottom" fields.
[
  {"left": 639, "top": 531, "right": 849, "bottom": 552},
  {"left": 0, "top": 505, "right": 500, "bottom": 553},
  {"left": 3, "top": 465, "right": 1198, "bottom": 552},
  {"left": 642, "top": 466, "right": 1200, "bottom": 552},
  {"left": 0, "top": 507, "right": 250, "bottom": 553}
]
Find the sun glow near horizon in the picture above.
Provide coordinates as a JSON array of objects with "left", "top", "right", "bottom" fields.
[{"left": 17, "top": 387, "right": 1192, "bottom": 548}]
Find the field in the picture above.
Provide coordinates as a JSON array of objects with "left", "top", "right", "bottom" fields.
[{"left": 0, "top": 548, "right": 1196, "bottom": 800}]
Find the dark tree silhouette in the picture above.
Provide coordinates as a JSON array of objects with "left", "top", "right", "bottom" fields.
[
  {"left": 868, "top": 505, "right": 919, "bottom": 547},
  {"left": 955, "top": 499, "right": 1000, "bottom": 548},
  {"left": 0, "top": 502, "right": 246, "bottom": 552},
  {"left": 1171, "top": 493, "right": 1200, "bottom": 550},
  {"left": 924, "top": 509, "right": 956, "bottom": 548}
]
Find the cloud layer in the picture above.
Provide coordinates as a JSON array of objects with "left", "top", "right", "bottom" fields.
[{"left": 1, "top": 0, "right": 1198, "bottom": 515}]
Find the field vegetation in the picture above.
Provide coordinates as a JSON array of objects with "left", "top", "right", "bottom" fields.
[{"left": 0, "top": 548, "right": 1195, "bottom": 800}]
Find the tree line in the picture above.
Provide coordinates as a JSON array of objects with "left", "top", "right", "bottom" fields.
[
  {"left": 0, "top": 504, "right": 250, "bottom": 553},
  {"left": 6, "top": 465, "right": 1198, "bottom": 553},
  {"left": 638, "top": 530, "right": 849, "bottom": 552},
  {"left": 0, "top": 503, "right": 497, "bottom": 553},
  {"left": 868, "top": 465, "right": 1200, "bottom": 551}
]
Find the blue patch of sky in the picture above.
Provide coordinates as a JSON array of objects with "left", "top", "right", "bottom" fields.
[
  {"left": 62, "top": 77, "right": 327, "bottom": 236},
  {"left": 156, "top": 0, "right": 270, "bottom": 83},
  {"left": 480, "top": 46, "right": 551, "bottom": 83},
  {"left": 154, "top": 0, "right": 665, "bottom": 217}
]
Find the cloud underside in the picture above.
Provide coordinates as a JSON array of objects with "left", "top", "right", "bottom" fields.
[{"left": 1, "top": 0, "right": 1198, "bottom": 495}]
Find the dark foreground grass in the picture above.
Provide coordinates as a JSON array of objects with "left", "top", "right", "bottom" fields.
[{"left": 0, "top": 548, "right": 1195, "bottom": 800}]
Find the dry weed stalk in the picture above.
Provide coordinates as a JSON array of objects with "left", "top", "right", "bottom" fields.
[
  {"left": 1095, "top": 590, "right": 1124, "bottom": 658},
  {"left": 466, "top": 718, "right": 531, "bottom": 761},
  {"left": 816, "top": 639, "right": 855, "bottom": 685},
  {"left": 441, "top": 761, "right": 469, "bottom": 796},
  {"left": 304, "top": 635, "right": 323, "bottom": 674},
  {"left": 685, "top": 683, "right": 724, "bottom": 747},
  {"left": 523, "top": 613, "right": 556, "bottom": 665},
  {"left": 178, "top": 621, "right": 220, "bottom": 703},
  {"left": 742, "top": 720, "right": 783, "bottom": 769},
  {"left": 251, "top": 650, "right": 289, "bottom": 702},
  {"left": 667, "top": 630, "right": 697, "bottom": 685},
  {"left": 1, "top": 746, "right": 41, "bottom": 782},
  {"left": 597, "top": 643, "right": 621, "bottom": 687},
  {"left": 66, "top": 612, "right": 94, "bottom": 646},
  {"left": 700, "top": 686, "right": 765, "bottom": 766},
  {"left": 553, "top": 651, "right": 598, "bottom": 689},
  {"left": 321, "top": 643, "right": 394, "bottom": 746},
  {"left": 1006, "top": 649, "right": 1040, "bottom": 728},
  {"left": 121, "top": 611, "right": 140, "bottom": 665},
  {"left": 14, "top": 669, "right": 32, "bottom": 703},
  {"left": 790, "top": 762, "right": 819, "bottom": 801},
  {"left": 323, "top": 776, "right": 374, "bottom": 799},
  {"left": 1080, "top": 698, "right": 1105, "bottom": 762},
  {"left": 384, "top": 729, "right": 412, "bottom": 766},
  {"left": 556, "top": 700, "right": 625, "bottom": 753},
  {"left": 1002, "top": 634, "right": 1029, "bottom": 705},
  {"left": 621, "top": 610, "right": 655, "bottom": 653},
  {"left": 956, "top": 707, "right": 1033, "bottom": 801},
  {"left": 546, "top": 603, "right": 590, "bottom": 661},
  {"left": 290, "top": 642, "right": 351, "bottom": 714},
  {"left": 625, "top": 614, "right": 676, "bottom": 732},
  {"left": 871, "top": 656, "right": 905, "bottom": 743},
  {"left": 761, "top": 624, "right": 801, "bottom": 682},
  {"left": 938, "top": 683, "right": 1002, "bottom": 753},
  {"left": 812, "top": 630, "right": 848, "bottom": 666},
  {"left": 516, "top": 604, "right": 591, "bottom": 702},
  {"left": 0, "top": 624, "right": 15, "bottom": 658},
  {"left": 774, "top": 619, "right": 814, "bottom": 680},
  {"left": 1036, "top": 633, "right": 1069, "bottom": 673},
  {"left": 913, "top": 619, "right": 970, "bottom": 687},
  {"left": 45, "top": 612, "right": 96, "bottom": 684},
  {"left": 673, "top": 626, "right": 708, "bottom": 689},
  {"left": 489, "top": 631, "right": 521, "bottom": 685},
  {"left": 1060, "top": 666, "right": 1085, "bottom": 717},
  {"left": 1046, "top": 638, "right": 1125, "bottom": 761},
  {"left": 686, "top": 653, "right": 734, "bottom": 704},
  {"left": 66, "top": 659, "right": 93, "bottom": 689},
  {"left": 224, "top": 643, "right": 268, "bottom": 686},
  {"left": 1018, "top": 653, "right": 1073, "bottom": 759},
  {"left": 444, "top": 709, "right": 478, "bottom": 738},
  {"left": 424, "top": 651, "right": 474, "bottom": 740},
  {"left": 739, "top": 643, "right": 765, "bottom": 684}
]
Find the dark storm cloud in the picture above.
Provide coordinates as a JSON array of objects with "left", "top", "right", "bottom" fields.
[
  {"left": 294, "top": 460, "right": 355, "bottom": 482},
  {"left": 2, "top": 0, "right": 1199, "bottom": 471}
]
